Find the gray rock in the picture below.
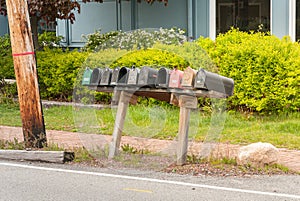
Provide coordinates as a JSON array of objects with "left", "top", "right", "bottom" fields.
[{"left": 237, "top": 142, "right": 279, "bottom": 167}]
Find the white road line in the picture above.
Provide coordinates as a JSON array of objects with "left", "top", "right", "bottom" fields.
[{"left": 0, "top": 162, "right": 300, "bottom": 199}]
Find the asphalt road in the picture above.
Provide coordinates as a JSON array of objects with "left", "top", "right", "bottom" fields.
[{"left": 0, "top": 160, "right": 300, "bottom": 201}]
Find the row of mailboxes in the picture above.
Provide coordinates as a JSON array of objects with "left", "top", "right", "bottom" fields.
[{"left": 82, "top": 66, "right": 234, "bottom": 96}]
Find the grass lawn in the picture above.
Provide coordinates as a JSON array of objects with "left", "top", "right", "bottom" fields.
[{"left": 0, "top": 103, "right": 299, "bottom": 149}]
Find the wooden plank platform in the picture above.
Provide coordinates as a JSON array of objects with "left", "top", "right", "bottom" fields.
[{"left": 88, "top": 86, "right": 227, "bottom": 99}]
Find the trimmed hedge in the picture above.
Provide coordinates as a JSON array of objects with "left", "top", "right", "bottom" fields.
[
  {"left": 197, "top": 29, "right": 300, "bottom": 114},
  {"left": 37, "top": 48, "right": 88, "bottom": 100},
  {"left": 111, "top": 49, "right": 189, "bottom": 70},
  {"left": 0, "top": 35, "right": 14, "bottom": 79}
]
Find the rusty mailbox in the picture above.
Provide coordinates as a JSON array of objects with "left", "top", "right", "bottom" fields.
[
  {"left": 168, "top": 68, "right": 184, "bottom": 88},
  {"left": 194, "top": 68, "right": 234, "bottom": 96},
  {"left": 137, "top": 66, "right": 158, "bottom": 87},
  {"left": 155, "top": 67, "right": 171, "bottom": 88},
  {"left": 117, "top": 67, "right": 130, "bottom": 86},
  {"left": 110, "top": 67, "right": 120, "bottom": 86},
  {"left": 82, "top": 68, "right": 93, "bottom": 86},
  {"left": 181, "top": 66, "right": 197, "bottom": 89},
  {"left": 89, "top": 68, "right": 103, "bottom": 86},
  {"left": 99, "top": 67, "right": 112, "bottom": 86},
  {"left": 127, "top": 66, "right": 140, "bottom": 85}
]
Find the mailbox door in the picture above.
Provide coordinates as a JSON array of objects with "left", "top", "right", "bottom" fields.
[
  {"left": 182, "top": 67, "right": 196, "bottom": 88},
  {"left": 100, "top": 67, "right": 112, "bottom": 86},
  {"left": 194, "top": 69, "right": 207, "bottom": 89},
  {"left": 117, "top": 67, "right": 130, "bottom": 85},
  {"left": 90, "top": 68, "right": 102, "bottom": 86},
  {"left": 138, "top": 66, "right": 158, "bottom": 87},
  {"left": 127, "top": 67, "right": 140, "bottom": 85},
  {"left": 82, "top": 68, "right": 92, "bottom": 86},
  {"left": 156, "top": 67, "right": 170, "bottom": 88},
  {"left": 110, "top": 67, "right": 120, "bottom": 86},
  {"left": 168, "top": 69, "right": 183, "bottom": 88},
  {"left": 147, "top": 67, "right": 158, "bottom": 87},
  {"left": 137, "top": 67, "right": 149, "bottom": 86}
]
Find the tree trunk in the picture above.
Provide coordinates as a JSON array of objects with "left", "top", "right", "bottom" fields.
[
  {"left": 30, "top": 15, "right": 40, "bottom": 50},
  {"left": 5, "top": 0, "right": 46, "bottom": 148}
]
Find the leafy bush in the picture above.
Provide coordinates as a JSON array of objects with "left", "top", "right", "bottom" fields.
[
  {"left": 111, "top": 49, "right": 189, "bottom": 70},
  {"left": 152, "top": 42, "right": 217, "bottom": 72},
  {"left": 38, "top": 31, "right": 64, "bottom": 49},
  {"left": 0, "top": 35, "right": 14, "bottom": 79},
  {"left": 197, "top": 29, "right": 300, "bottom": 114},
  {"left": 37, "top": 48, "right": 88, "bottom": 100},
  {"left": 84, "top": 48, "right": 129, "bottom": 68},
  {"left": 0, "top": 78, "right": 18, "bottom": 105},
  {"left": 0, "top": 32, "right": 65, "bottom": 79},
  {"left": 82, "top": 27, "right": 187, "bottom": 52}
]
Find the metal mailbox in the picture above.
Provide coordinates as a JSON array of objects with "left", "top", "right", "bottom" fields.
[
  {"left": 168, "top": 68, "right": 184, "bottom": 88},
  {"left": 89, "top": 68, "right": 103, "bottom": 86},
  {"left": 100, "top": 67, "right": 112, "bottom": 86},
  {"left": 155, "top": 67, "right": 171, "bottom": 88},
  {"left": 117, "top": 67, "right": 130, "bottom": 86},
  {"left": 110, "top": 67, "right": 120, "bottom": 86},
  {"left": 137, "top": 66, "right": 158, "bottom": 87},
  {"left": 194, "top": 68, "right": 234, "bottom": 96},
  {"left": 127, "top": 66, "right": 140, "bottom": 85},
  {"left": 181, "top": 66, "right": 197, "bottom": 89},
  {"left": 82, "top": 68, "right": 92, "bottom": 86}
]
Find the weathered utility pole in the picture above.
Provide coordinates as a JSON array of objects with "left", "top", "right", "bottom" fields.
[{"left": 6, "top": 0, "right": 46, "bottom": 148}]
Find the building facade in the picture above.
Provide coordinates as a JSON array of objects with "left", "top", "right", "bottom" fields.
[{"left": 0, "top": 0, "right": 299, "bottom": 47}]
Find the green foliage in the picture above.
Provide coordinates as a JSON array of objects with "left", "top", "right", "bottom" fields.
[
  {"left": 0, "top": 33, "right": 65, "bottom": 80},
  {"left": 38, "top": 31, "right": 64, "bottom": 49},
  {"left": 153, "top": 42, "right": 217, "bottom": 72},
  {"left": 111, "top": 49, "right": 189, "bottom": 70},
  {"left": 197, "top": 28, "right": 300, "bottom": 114},
  {"left": 82, "top": 27, "right": 187, "bottom": 51},
  {"left": 0, "top": 79, "right": 18, "bottom": 105},
  {"left": 0, "top": 138, "right": 25, "bottom": 150},
  {"left": 73, "top": 147, "right": 94, "bottom": 163},
  {"left": 0, "top": 35, "right": 14, "bottom": 79},
  {"left": 37, "top": 48, "right": 88, "bottom": 100},
  {"left": 121, "top": 143, "right": 150, "bottom": 155},
  {"left": 84, "top": 48, "right": 129, "bottom": 68}
]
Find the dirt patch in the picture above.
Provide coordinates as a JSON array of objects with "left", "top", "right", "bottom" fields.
[{"left": 68, "top": 152, "right": 299, "bottom": 177}]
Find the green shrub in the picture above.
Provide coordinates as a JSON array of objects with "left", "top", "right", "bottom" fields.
[
  {"left": 0, "top": 35, "right": 14, "bottom": 79},
  {"left": 84, "top": 48, "right": 189, "bottom": 69},
  {"left": 84, "top": 48, "right": 129, "bottom": 68},
  {"left": 111, "top": 49, "right": 189, "bottom": 70},
  {"left": 0, "top": 78, "right": 18, "bottom": 105},
  {"left": 197, "top": 29, "right": 300, "bottom": 114},
  {"left": 37, "top": 48, "right": 88, "bottom": 100},
  {"left": 153, "top": 42, "right": 217, "bottom": 72},
  {"left": 38, "top": 31, "right": 64, "bottom": 49}
]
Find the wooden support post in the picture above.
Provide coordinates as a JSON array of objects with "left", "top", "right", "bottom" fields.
[
  {"left": 108, "top": 91, "right": 133, "bottom": 158},
  {"left": 6, "top": 0, "right": 46, "bottom": 148},
  {"left": 176, "top": 95, "right": 198, "bottom": 165}
]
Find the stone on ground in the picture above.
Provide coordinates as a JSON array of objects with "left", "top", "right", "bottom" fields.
[{"left": 237, "top": 142, "right": 279, "bottom": 167}]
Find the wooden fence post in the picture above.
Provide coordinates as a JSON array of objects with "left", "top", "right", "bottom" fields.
[
  {"left": 176, "top": 95, "right": 198, "bottom": 165},
  {"left": 6, "top": 0, "right": 46, "bottom": 148},
  {"left": 108, "top": 91, "right": 135, "bottom": 158}
]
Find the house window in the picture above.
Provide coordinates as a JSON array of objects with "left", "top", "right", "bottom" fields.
[{"left": 216, "top": 0, "right": 270, "bottom": 35}]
